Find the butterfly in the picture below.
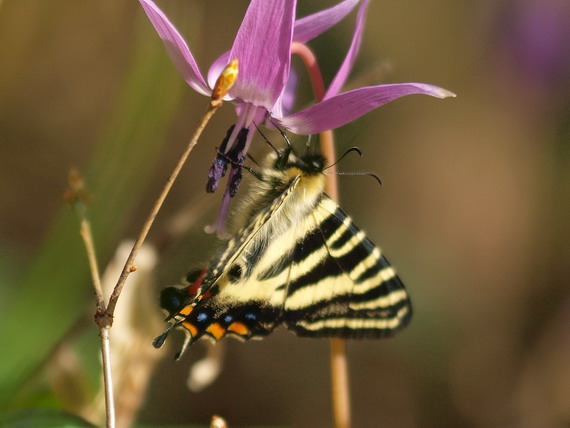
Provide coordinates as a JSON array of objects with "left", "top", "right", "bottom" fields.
[{"left": 154, "top": 145, "right": 412, "bottom": 359}]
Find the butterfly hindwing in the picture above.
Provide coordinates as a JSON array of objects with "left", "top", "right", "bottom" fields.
[
  {"left": 163, "top": 176, "right": 303, "bottom": 353},
  {"left": 283, "top": 196, "right": 412, "bottom": 338},
  {"left": 173, "top": 299, "right": 281, "bottom": 347}
]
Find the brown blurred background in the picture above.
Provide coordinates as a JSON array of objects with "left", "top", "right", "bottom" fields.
[{"left": 1, "top": 0, "right": 569, "bottom": 427}]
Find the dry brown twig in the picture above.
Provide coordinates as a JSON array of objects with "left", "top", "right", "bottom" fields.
[{"left": 68, "top": 61, "right": 239, "bottom": 428}]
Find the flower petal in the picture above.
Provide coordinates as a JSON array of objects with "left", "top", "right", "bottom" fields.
[
  {"left": 228, "top": 0, "right": 296, "bottom": 110},
  {"left": 139, "top": 0, "right": 210, "bottom": 96},
  {"left": 293, "top": 0, "right": 360, "bottom": 43},
  {"left": 275, "top": 83, "right": 456, "bottom": 134},
  {"left": 275, "top": 68, "right": 299, "bottom": 116},
  {"left": 324, "top": 0, "right": 369, "bottom": 99}
]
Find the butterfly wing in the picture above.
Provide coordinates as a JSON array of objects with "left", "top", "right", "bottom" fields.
[
  {"left": 283, "top": 196, "right": 412, "bottom": 339},
  {"left": 159, "top": 176, "right": 302, "bottom": 354},
  {"left": 194, "top": 175, "right": 301, "bottom": 299}
]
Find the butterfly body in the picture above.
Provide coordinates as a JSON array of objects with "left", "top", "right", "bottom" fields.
[{"left": 155, "top": 149, "right": 412, "bottom": 358}]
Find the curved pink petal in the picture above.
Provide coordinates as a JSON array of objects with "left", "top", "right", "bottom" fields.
[
  {"left": 293, "top": 0, "right": 360, "bottom": 43},
  {"left": 324, "top": 0, "right": 369, "bottom": 99},
  {"left": 275, "top": 68, "right": 299, "bottom": 116},
  {"left": 139, "top": 0, "right": 210, "bottom": 96},
  {"left": 275, "top": 83, "right": 456, "bottom": 134},
  {"left": 228, "top": 0, "right": 296, "bottom": 110}
]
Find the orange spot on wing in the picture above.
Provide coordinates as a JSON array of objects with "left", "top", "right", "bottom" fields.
[
  {"left": 182, "top": 321, "right": 198, "bottom": 337},
  {"left": 227, "top": 322, "right": 250, "bottom": 336},
  {"left": 179, "top": 306, "right": 193, "bottom": 316},
  {"left": 206, "top": 323, "right": 226, "bottom": 340}
]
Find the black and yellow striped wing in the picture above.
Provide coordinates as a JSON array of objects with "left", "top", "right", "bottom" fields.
[
  {"left": 154, "top": 152, "right": 411, "bottom": 357},
  {"left": 195, "top": 174, "right": 302, "bottom": 301},
  {"left": 282, "top": 196, "right": 411, "bottom": 338},
  {"left": 157, "top": 197, "right": 411, "bottom": 354}
]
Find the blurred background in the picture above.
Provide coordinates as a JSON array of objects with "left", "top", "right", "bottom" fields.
[{"left": 1, "top": 0, "right": 569, "bottom": 427}]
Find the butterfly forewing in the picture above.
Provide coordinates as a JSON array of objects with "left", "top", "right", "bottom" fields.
[
  {"left": 164, "top": 176, "right": 302, "bottom": 350},
  {"left": 194, "top": 175, "right": 301, "bottom": 300}
]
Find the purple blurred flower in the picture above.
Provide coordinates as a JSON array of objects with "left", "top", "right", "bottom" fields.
[{"left": 493, "top": 0, "right": 570, "bottom": 104}]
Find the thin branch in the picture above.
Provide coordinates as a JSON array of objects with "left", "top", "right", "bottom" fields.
[
  {"left": 78, "top": 211, "right": 115, "bottom": 427},
  {"left": 99, "top": 327, "right": 115, "bottom": 428},
  {"left": 67, "top": 170, "right": 116, "bottom": 428},
  {"left": 105, "top": 102, "right": 220, "bottom": 319},
  {"left": 68, "top": 60, "right": 237, "bottom": 428},
  {"left": 106, "top": 59, "right": 238, "bottom": 319},
  {"left": 292, "top": 41, "right": 351, "bottom": 428},
  {"left": 79, "top": 218, "right": 105, "bottom": 311}
]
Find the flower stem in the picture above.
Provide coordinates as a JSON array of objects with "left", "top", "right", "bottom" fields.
[
  {"left": 292, "top": 41, "right": 351, "bottom": 428},
  {"left": 329, "top": 338, "right": 350, "bottom": 428},
  {"left": 105, "top": 101, "right": 221, "bottom": 319},
  {"left": 107, "top": 58, "right": 238, "bottom": 318}
]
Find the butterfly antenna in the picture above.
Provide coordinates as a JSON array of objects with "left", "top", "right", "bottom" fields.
[
  {"left": 332, "top": 171, "right": 383, "bottom": 186},
  {"left": 268, "top": 119, "right": 297, "bottom": 156},
  {"left": 268, "top": 120, "right": 293, "bottom": 151},
  {"left": 304, "top": 135, "right": 313, "bottom": 156},
  {"left": 253, "top": 122, "right": 279, "bottom": 156},
  {"left": 323, "top": 146, "right": 362, "bottom": 170},
  {"left": 247, "top": 153, "right": 261, "bottom": 167}
]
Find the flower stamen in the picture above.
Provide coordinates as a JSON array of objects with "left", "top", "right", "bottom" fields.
[{"left": 211, "top": 59, "right": 239, "bottom": 105}]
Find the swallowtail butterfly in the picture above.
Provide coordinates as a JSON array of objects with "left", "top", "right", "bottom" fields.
[{"left": 155, "top": 146, "right": 412, "bottom": 359}]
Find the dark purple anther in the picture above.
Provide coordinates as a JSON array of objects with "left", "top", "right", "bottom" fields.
[
  {"left": 206, "top": 157, "right": 228, "bottom": 193},
  {"left": 226, "top": 128, "right": 249, "bottom": 197},
  {"left": 205, "top": 126, "right": 235, "bottom": 193}
]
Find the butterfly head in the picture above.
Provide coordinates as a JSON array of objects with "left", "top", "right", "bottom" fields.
[{"left": 285, "top": 153, "right": 326, "bottom": 175}]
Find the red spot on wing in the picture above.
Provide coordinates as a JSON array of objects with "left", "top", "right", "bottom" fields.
[{"left": 187, "top": 268, "right": 206, "bottom": 296}]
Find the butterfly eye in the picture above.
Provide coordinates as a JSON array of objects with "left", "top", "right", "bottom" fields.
[{"left": 228, "top": 264, "right": 243, "bottom": 282}]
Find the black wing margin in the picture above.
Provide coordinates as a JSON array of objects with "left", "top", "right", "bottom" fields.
[{"left": 283, "top": 196, "right": 412, "bottom": 339}]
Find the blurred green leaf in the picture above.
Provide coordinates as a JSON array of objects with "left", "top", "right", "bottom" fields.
[
  {"left": 0, "top": 408, "right": 95, "bottom": 428},
  {"left": 0, "top": 15, "right": 186, "bottom": 408}
]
